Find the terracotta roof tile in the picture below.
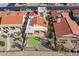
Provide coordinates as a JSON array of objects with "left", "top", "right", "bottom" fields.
[
  {"left": 51, "top": 10, "right": 79, "bottom": 37},
  {"left": 32, "top": 16, "right": 47, "bottom": 27},
  {"left": 0, "top": 11, "right": 24, "bottom": 24},
  {"left": 1, "top": 15, "right": 23, "bottom": 24},
  {"left": 54, "top": 18, "right": 72, "bottom": 37},
  {"left": 62, "top": 13, "right": 79, "bottom": 36}
]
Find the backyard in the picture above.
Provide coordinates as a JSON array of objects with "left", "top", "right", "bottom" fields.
[
  {"left": 26, "top": 37, "right": 42, "bottom": 50},
  {"left": 26, "top": 36, "right": 54, "bottom": 51}
]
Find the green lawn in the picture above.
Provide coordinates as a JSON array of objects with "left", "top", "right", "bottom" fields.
[{"left": 27, "top": 37, "right": 42, "bottom": 50}]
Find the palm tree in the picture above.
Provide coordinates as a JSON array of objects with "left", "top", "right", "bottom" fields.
[
  {"left": 46, "top": 11, "right": 57, "bottom": 49},
  {"left": 21, "top": 6, "right": 29, "bottom": 50}
]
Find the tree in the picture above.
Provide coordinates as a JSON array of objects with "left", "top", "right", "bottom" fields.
[
  {"left": 69, "top": 11, "right": 75, "bottom": 21},
  {"left": 69, "top": 11, "right": 79, "bottom": 25},
  {"left": 21, "top": 6, "right": 29, "bottom": 50},
  {"left": 46, "top": 11, "right": 57, "bottom": 49}
]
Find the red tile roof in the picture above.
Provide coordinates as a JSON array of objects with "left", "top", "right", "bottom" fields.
[
  {"left": 62, "top": 13, "right": 79, "bottom": 36},
  {"left": 32, "top": 16, "right": 47, "bottom": 27},
  {"left": 0, "top": 11, "right": 24, "bottom": 25},
  {"left": 54, "top": 18, "right": 72, "bottom": 37},
  {"left": 52, "top": 10, "right": 79, "bottom": 37},
  {"left": 1, "top": 15, "right": 23, "bottom": 24}
]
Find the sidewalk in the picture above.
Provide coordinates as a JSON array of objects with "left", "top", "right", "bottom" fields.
[{"left": 0, "top": 51, "right": 79, "bottom": 56}]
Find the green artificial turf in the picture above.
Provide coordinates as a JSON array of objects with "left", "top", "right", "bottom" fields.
[{"left": 27, "top": 37, "right": 41, "bottom": 49}]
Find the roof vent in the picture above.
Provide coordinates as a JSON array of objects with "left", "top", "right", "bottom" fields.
[{"left": 7, "top": 12, "right": 11, "bottom": 15}]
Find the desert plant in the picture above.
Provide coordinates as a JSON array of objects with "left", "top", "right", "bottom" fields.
[{"left": 56, "top": 43, "right": 64, "bottom": 51}]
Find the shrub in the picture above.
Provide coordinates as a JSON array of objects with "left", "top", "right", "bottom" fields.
[
  {"left": 1, "top": 34, "right": 7, "bottom": 38},
  {"left": 56, "top": 43, "right": 64, "bottom": 51},
  {"left": 0, "top": 41, "right": 5, "bottom": 47}
]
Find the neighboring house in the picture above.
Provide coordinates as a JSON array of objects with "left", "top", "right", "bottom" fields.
[
  {"left": 51, "top": 10, "right": 79, "bottom": 38},
  {"left": 0, "top": 11, "right": 25, "bottom": 51},
  {"left": 0, "top": 11, "right": 24, "bottom": 34}
]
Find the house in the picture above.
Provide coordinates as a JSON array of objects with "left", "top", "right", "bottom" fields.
[
  {"left": 0, "top": 11, "right": 24, "bottom": 34},
  {"left": 25, "top": 11, "right": 47, "bottom": 37},
  {"left": 51, "top": 10, "right": 79, "bottom": 38}
]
